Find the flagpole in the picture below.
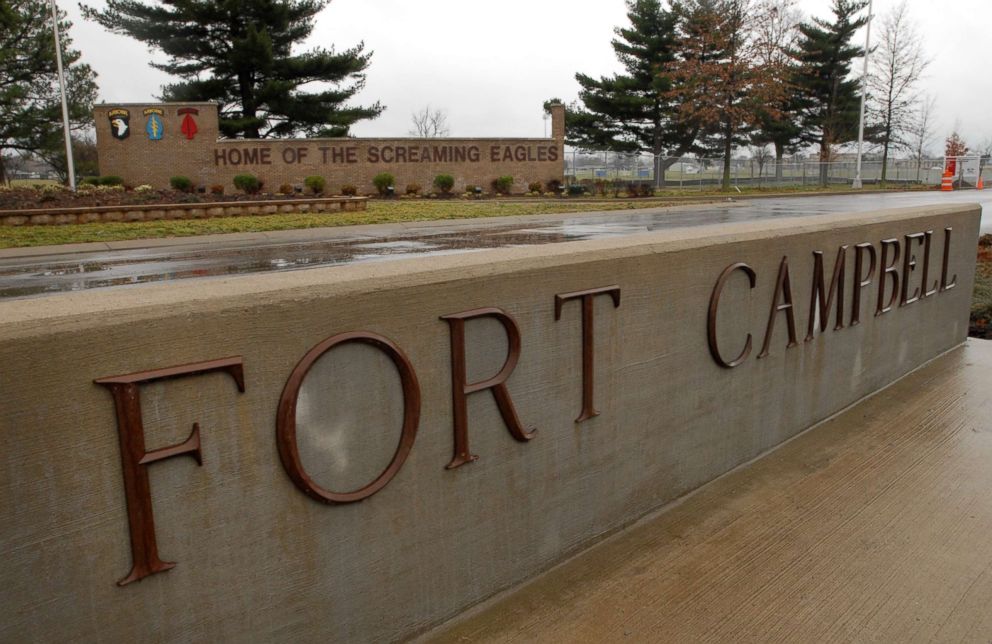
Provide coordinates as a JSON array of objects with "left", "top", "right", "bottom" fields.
[
  {"left": 852, "top": 0, "right": 873, "bottom": 190},
  {"left": 50, "top": 0, "right": 76, "bottom": 191}
]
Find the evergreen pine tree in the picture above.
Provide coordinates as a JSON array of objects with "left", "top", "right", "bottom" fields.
[
  {"left": 82, "top": 0, "right": 383, "bottom": 139},
  {"left": 571, "top": 0, "right": 699, "bottom": 165},
  {"left": 0, "top": 0, "right": 98, "bottom": 183},
  {"left": 666, "top": 0, "right": 785, "bottom": 190},
  {"left": 791, "top": 0, "right": 869, "bottom": 185}
]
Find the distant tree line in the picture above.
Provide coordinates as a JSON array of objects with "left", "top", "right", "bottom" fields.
[{"left": 561, "top": 0, "right": 934, "bottom": 189}]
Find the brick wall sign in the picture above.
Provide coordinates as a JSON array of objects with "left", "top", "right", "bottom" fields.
[{"left": 94, "top": 103, "right": 566, "bottom": 194}]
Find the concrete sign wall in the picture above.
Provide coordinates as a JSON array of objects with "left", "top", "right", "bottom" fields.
[
  {"left": 0, "top": 204, "right": 979, "bottom": 642},
  {"left": 94, "top": 103, "right": 566, "bottom": 194}
]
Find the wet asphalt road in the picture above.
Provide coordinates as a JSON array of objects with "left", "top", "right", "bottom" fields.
[{"left": 1, "top": 191, "right": 989, "bottom": 300}]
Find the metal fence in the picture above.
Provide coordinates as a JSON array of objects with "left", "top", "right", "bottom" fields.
[{"left": 564, "top": 151, "right": 991, "bottom": 190}]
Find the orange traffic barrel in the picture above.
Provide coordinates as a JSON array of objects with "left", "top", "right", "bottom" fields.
[{"left": 941, "top": 172, "right": 954, "bottom": 192}]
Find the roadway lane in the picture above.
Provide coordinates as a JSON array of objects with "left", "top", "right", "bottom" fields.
[{"left": 0, "top": 191, "right": 989, "bottom": 300}]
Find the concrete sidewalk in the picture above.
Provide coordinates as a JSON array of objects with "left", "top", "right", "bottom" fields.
[{"left": 427, "top": 340, "right": 992, "bottom": 643}]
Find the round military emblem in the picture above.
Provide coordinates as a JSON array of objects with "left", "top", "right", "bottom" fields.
[{"left": 108, "top": 108, "right": 131, "bottom": 140}]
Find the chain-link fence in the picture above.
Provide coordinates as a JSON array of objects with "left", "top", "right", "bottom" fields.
[{"left": 564, "top": 150, "right": 991, "bottom": 190}]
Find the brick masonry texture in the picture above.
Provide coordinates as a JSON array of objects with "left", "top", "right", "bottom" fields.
[{"left": 95, "top": 103, "right": 566, "bottom": 194}]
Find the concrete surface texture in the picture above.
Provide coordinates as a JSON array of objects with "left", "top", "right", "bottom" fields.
[
  {"left": 0, "top": 204, "right": 980, "bottom": 642},
  {"left": 428, "top": 339, "right": 992, "bottom": 643}
]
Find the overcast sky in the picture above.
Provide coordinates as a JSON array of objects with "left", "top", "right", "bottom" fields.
[{"left": 65, "top": 0, "right": 991, "bottom": 154}]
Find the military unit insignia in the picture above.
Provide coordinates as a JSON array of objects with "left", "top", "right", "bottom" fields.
[
  {"left": 143, "top": 108, "right": 164, "bottom": 141},
  {"left": 108, "top": 108, "right": 131, "bottom": 140},
  {"left": 178, "top": 107, "right": 199, "bottom": 140}
]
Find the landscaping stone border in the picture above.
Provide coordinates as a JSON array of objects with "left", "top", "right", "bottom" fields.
[{"left": 0, "top": 196, "right": 368, "bottom": 226}]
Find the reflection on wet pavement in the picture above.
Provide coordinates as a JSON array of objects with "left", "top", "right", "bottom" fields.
[{"left": 1, "top": 192, "right": 988, "bottom": 300}]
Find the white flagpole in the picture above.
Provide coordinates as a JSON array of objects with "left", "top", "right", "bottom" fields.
[
  {"left": 852, "top": 0, "right": 873, "bottom": 190},
  {"left": 50, "top": 0, "right": 76, "bottom": 191}
]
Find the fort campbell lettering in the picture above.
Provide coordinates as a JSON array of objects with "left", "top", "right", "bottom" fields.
[{"left": 94, "top": 226, "right": 957, "bottom": 586}]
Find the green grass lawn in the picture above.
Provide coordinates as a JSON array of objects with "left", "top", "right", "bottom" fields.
[{"left": 0, "top": 183, "right": 929, "bottom": 250}]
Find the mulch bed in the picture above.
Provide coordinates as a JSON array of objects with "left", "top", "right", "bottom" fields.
[
  {"left": 0, "top": 186, "right": 332, "bottom": 211},
  {"left": 971, "top": 234, "right": 992, "bottom": 339}
]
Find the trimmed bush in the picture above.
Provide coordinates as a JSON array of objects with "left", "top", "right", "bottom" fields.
[
  {"left": 233, "top": 173, "right": 262, "bottom": 194},
  {"left": 278, "top": 183, "right": 294, "bottom": 195},
  {"left": 372, "top": 172, "right": 395, "bottom": 196},
  {"left": 80, "top": 176, "right": 100, "bottom": 186},
  {"left": 528, "top": 181, "right": 543, "bottom": 193},
  {"left": 567, "top": 184, "right": 585, "bottom": 197},
  {"left": 405, "top": 183, "right": 422, "bottom": 195},
  {"left": 492, "top": 175, "right": 514, "bottom": 195},
  {"left": 304, "top": 175, "right": 326, "bottom": 195},
  {"left": 546, "top": 179, "right": 562, "bottom": 193},
  {"left": 169, "top": 175, "right": 193, "bottom": 192},
  {"left": 99, "top": 175, "right": 124, "bottom": 186},
  {"left": 433, "top": 174, "right": 455, "bottom": 195},
  {"left": 610, "top": 179, "right": 623, "bottom": 198},
  {"left": 341, "top": 184, "right": 358, "bottom": 196},
  {"left": 209, "top": 184, "right": 224, "bottom": 195}
]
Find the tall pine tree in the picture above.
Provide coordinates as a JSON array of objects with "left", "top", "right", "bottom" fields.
[
  {"left": 571, "top": 0, "right": 698, "bottom": 165},
  {"left": 82, "top": 0, "right": 383, "bottom": 139},
  {"left": 792, "top": 0, "right": 868, "bottom": 185},
  {"left": 665, "top": 0, "right": 785, "bottom": 190},
  {"left": 0, "top": 0, "right": 98, "bottom": 183}
]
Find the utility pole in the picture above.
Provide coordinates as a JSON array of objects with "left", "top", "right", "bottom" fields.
[
  {"left": 50, "top": 0, "right": 76, "bottom": 191},
  {"left": 852, "top": 0, "right": 873, "bottom": 190}
]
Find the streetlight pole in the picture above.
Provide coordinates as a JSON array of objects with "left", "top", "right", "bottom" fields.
[
  {"left": 852, "top": 0, "right": 873, "bottom": 190},
  {"left": 50, "top": 0, "right": 76, "bottom": 191}
]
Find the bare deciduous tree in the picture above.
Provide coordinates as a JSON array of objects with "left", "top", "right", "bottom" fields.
[
  {"left": 907, "top": 94, "right": 936, "bottom": 181},
  {"left": 751, "top": 0, "right": 802, "bottom": 180},
  {"left": 867, "top": 0, "right": 930, "bottom": 184},
  {"left": 748, "top": 143, "right": 773, "bottom": 185},
  {"left": 409, "top": 106, "right": 450, "bottom": 138}
]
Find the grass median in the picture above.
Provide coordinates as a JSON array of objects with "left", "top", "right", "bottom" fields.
[{"left": 0, "top": 198, "right": 702, "bottom": 249}]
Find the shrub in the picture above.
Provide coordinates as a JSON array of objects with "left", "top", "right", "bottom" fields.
[
  {"left": 433, "top": 174, "right": 455, "bottom": 194},
  {"left": 610, "top": 179, "right": 623, "bottom": 198},
  {"left": 99, "top": 175, "right": 124, "bottom": 186},
  {"left": 594, "top": 179, "right": 607, "bottom": 196},
  {"left": 278, "top": 183, "right": 294, "bottom": 195},
  {"left": 169, "top": 175, "right": 193, "bottom": 192},
  {"left": 492, "top": 175, "right": 513, "bottom": 195},
  {"left": 546, "top": 179, "right": 562, "bottom": 194},
  {"left": 340, "top": 184, "right": 358, "bottom": 196},
  {"left": 233, "top": 174, "right": 262, "bottom": 194},
  {"left": 372, "top": 172, "right": 395, "bottom": 196},
  {"left": 80, "top": 176, "right": 100, "bottom": 186},
  {"left": 567, "top": 184, "right": 585, "bottom": 197},
  {"left": 209, "top": 184, "right": 224, "bottom": 195},
  {"left": 405, "top": 183, "right": 422, "bottom": 195},
  {"left": 464, "top": 184, "right": 476, "bottom": 194},
  {"left": 528, "top": 181, "right": 543, "bottom": 193},
  {"left": 304, "top": 175, "right": 326, "bottom": 195}
]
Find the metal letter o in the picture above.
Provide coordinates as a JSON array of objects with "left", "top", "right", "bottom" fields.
[{"left": 276, "top": 331, "right": 421, "bottom": 504}]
